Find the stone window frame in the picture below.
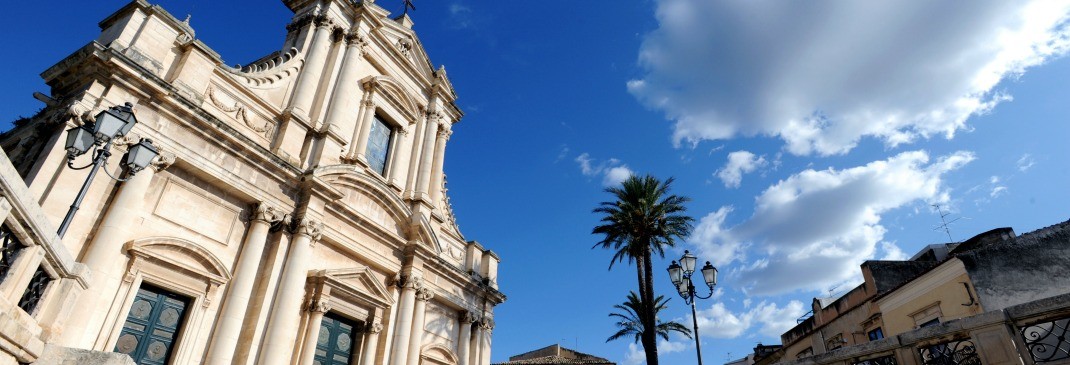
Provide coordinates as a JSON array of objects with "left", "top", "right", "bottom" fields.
[
  {"left": 102, "top": 237, "right": 231, "bottom": 365},
  {"left": 797, "top": 347, "right": 814, "bottom": 358},
  {"left": 364, "top": 111, "right": 398, "bottom": 177},
  {"left": 827, "top": 333, "right": 846, "bottom": 350},
  {"left": 359, "top": 76, "right": 418, "bottom": 183},
  {"left": 299, "top": 267, "right": 395, "bottom": 362},
  {"left": 910, "top": 302, "right": 943, "bottom": 329}
]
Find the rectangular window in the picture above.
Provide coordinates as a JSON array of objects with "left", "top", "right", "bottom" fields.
[
  {"left": 827, "top": 333, "right": 845, "bottom": 350},
  {"left": 797, "top": 347, "right": 813, "bottom": 358},
  {"left": 919, "top": 318, "right": 940, "bottom": 328},
  {"left": 365, "top": 115, "right": 393, "bottom": 175},
  {"left": 868, "top": 327, "right": 884, "bottom": 341}
]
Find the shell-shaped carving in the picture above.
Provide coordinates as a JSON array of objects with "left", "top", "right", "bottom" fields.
[{"left": 221, "top": 47, "right": 303, "bottom": 87}]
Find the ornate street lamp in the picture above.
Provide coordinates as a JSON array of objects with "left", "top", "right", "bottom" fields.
[
  {"left": 667, "top": 250, "right": 718, "bottom": 365},
  {"left": 57, "top": 103, "right": 159, "bottom": 237}
]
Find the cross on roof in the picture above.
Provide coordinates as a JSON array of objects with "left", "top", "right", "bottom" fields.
[{"left": 402, "top": 0, "right": 415, "bottom": 15}]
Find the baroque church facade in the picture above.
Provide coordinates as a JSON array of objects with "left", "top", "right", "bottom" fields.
[{"left": 0, "top": 0, "right": 504, "bottom": 364}]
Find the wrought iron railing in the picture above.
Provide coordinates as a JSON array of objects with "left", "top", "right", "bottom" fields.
[
  {"left": 852, "top": 354, "right": 898, "bottom": 365},
  {"left": 0, "top": 224, "right": 25, "bottom": 281},
  {"left": 918, "top": 339, "right": 981, "bottom": 365},
  {"left": 17, "top": 267, "right": 51, "bottom": 314},
  {"left": 1021, "top": 316, "right": 1070, "bottom": 364}
]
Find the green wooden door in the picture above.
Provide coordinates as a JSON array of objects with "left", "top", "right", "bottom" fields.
[
  {"left": 314, "top": 313, "right": 358, "bottom": 365},
  {"left": 114, "top": 285, "right": 189, "bottom": 365}
]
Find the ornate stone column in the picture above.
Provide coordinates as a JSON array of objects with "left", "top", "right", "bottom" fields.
[
  {"left": 289, "top": 15, "right": 336, "bottom": 120},
  {"left": 403, "top": 112, "right": 429, "bottom": 197},
  {"left": 298, "top": 297, "right": 332, "bottom": 365},
  {"left": 427, "top": 125, "right": 451, "bottom": 206},
  {"left": 388, "top": 126, "right": 413, "bottom": 188},
  {"left": 350, "top": 98, "right": 378, "bottom": 165},
  {"left": 260, "top": 218, "right": 322, "bottom": 365},
  {"left": 321, "top": 31, "right": 367, "bottom": 130},
  {"left": 413, "top": 113, "right": 442, "bottom": 201},
  {"left": 61, "top": 151, "right": 174, "bottom": 348},
  {"left": 205, "top": 203, "right": 285, "bottom": 365},
  {"left": 389, "top": 276, "right": 420, "bottom": 365},
  {"left": 456, "top": 311, "right": 476, "bottom": 365},
  {"left": 469, "top": 319, "right": 483, "bottom": 365},
  {"left": 479, "top": 318, "right": 494, "bottom": 365},
  {"left": 405, "top": 288, "right": 434, "bottom": 365},
  {"left": 360, "top": 320, "right": 384, "bottom": 365}
]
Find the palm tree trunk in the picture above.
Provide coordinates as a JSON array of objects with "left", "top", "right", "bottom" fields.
[{"left": 641, "top": 246, "right": 659, "bottom": 365}]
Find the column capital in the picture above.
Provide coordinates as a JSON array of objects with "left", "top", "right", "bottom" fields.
[
  {"left": 364, "top": 320, "right": 384, "bottom": 334},
  {"left": 460, "top": 310, "right": 478, "bottom": 324},
  {"left": 252, "top": 202, "right": 286, "bottom": 224},
  {"left": 394, "top": 274, "right": 423, "bottom": 290},
  {"left": 292, "top": 218, "right": 323, "bottom": 241},
  {"left": 415, "top": 288, "right": 435, "bottom": 301},
  {"left": 345, "top": 31, "right": 367, "bottom": 48},
  {"left": 307, "top": 297, "right": 331, "bottom": 313},
  {"left": 479, "top": 317, "right": 495, "bottom": 330},
  {"left": 436, "top": 125, "right": 453, "bottom": 140},
  {"left": 313, "top": 14, "right": 334, "bottom": 28},
  {"left": 150, "top": 151, "right": 177, "bottom": 172}
]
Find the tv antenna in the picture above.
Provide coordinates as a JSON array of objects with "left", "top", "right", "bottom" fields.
[{"left": 931, "top": 204, "right": 965, "bottom": 243}]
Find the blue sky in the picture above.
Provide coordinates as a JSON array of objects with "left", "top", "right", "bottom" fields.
[{"left": 3, "top": 1, "right": 1070, "bottom": 364}]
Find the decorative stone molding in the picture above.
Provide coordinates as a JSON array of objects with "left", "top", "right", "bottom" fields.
[
  {"left": 312, "top": 14, "right": 333, "bottom": 28},
  {"left": 436, "top": 126, "right": 453, "bottom": 140},
  {"left": 415, "top": 288, "right": 435, "bottom": 301},
  {"left": 479, "top": 317, "right": 495, "bottom": 330},
  {"left": 461, "top": 310, "right": 478, "bottom": 324},
  {"left": 252, "top": 203, "right": 286, "bottom": 224},
  {"left": 331, "top": 26, "right": 345, "bottom": 43},
  {"left": 392, "top": 274, "right": 423, "bottom": 291},
  {"left": 364, "top": 321, "right": 383, "bottom": 334},
  {"left": 205, "top": 85, "right": 272, "bottom": 136},
  {"left": 292, "top": 218, "right": 323, "bottom": 242},
  {"left": 150, "top": 152, "right": 176, "bottom": 172},
  {"left": 307, "top": 297, "right": 331, "bottom": 313}
]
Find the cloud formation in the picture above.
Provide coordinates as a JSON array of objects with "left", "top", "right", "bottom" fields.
[
  {"left": 716, "top": 151, "right": 767, "bottom": 188},
  {"left": 576, "top": 153, "right": 635, "bottom": 187},
  {"left": 690, "top": 150, "right": 975, "bottom": 295},
  {"left": 629, "top": 1, "right": 1070, "bottom": 155}
]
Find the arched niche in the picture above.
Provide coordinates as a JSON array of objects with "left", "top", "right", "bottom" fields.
[{"left": 420, "top": 343, "right": 459, "bottom": 365}]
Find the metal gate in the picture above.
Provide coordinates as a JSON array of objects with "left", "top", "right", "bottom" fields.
[{"left": 114, "top": 285, "right": 189, "bottom": 364}]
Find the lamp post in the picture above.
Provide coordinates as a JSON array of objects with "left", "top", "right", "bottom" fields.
[
  {"left": 57, "top": 102, "right": 159, "bottom": 237},
  {"left": 667, "top": 250, "right": 718, "bottom": 365}
]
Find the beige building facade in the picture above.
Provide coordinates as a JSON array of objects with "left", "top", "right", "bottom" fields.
[{"left": 0, "top": 0, "right": 504, "bottom": 364}]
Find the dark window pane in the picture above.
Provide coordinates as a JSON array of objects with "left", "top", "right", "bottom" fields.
[{"left": 365, "top": 116, "right": 392, "bottom": 175}]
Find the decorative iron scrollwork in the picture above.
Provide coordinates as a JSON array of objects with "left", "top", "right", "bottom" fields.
[
  {"left": 18, "top": 266, "right": 52, "bottom": 314},
  {"left": 0, "top": 224, "right": 25, "bottom": 281},
  {"left": 1021, "top": 316, "right": 1070, "bottom": 364},
  {"left": 918, "top": 339, "right": 981, "bottom": 365},
  {"left": 853, "top": 354, "right": 898, "bottom": 365}
]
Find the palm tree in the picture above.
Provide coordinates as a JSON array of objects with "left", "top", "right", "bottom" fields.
[
  {"left": 606, "top": 292, "right": 692, "bottom": 344},
  {"left": 593, "top": 175, "right": 695, "bottom": 365}
]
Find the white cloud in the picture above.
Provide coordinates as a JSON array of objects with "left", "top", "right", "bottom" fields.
[
  {"left": 604, "top": 166, "right": 635, "bottom": 187},
  {"left": 716, "top": 151, "right": 768, "bottom": 188},
  {"left": 447, "top": 3, "right": 474, "bottom": 29},
  {"left": 692, "top": 300, "right": 806, "bottom": 340},
  {"left": 1017, "top": 153, "right": 1037, "bottom": 172},
  {"left": 695, "top": 150, "right": 975, "bottom": 295},
  {"left": 575, "top": 153, "right": 635, "bottom": 187},
  {"left": 989, "top": 176, "right": 1008, "bottom": 198},
  {"left": 880, "top": 241, "right": 908, "bottom": 261},
  {"left": 624, "top": 344, "right": 644, "bottom": 365},
  {"left": 629, "top": 1, "right": 1070, "bottom": 155}
]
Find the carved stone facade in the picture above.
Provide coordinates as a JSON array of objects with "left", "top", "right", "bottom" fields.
[{"left": 0, "top": 1, "right": 503, "bottom": 364}]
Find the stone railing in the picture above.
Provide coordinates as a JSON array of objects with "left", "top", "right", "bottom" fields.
[
  {"left": 778, "top": 293, "right": 1070, "bottom": 365},
  {"left": 0, "top": 148, "right": 91, "bottom": 364}
]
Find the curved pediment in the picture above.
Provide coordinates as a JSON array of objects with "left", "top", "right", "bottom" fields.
[
  {"left": 420, "top": 344, "right": 459, "bottom": 365},
  {"left": 124, "top": 237, "right": 232, "bottom": 284},
  {"left": 363, "top": 75, "right": 421, "bottom": 122}
]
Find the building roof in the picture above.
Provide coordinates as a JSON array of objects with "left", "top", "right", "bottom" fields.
[{"left": 493, "top": 344, "right": 615, "bottom": 365}]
